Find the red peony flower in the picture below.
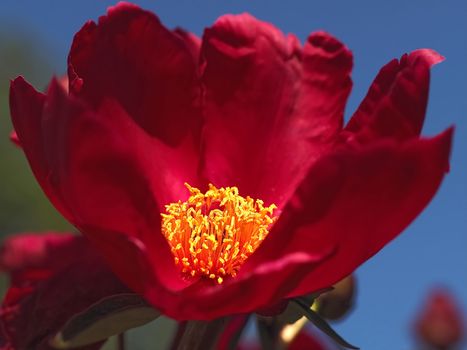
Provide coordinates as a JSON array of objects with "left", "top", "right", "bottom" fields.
[{"left": 9, "top": 1, "right": 452, "bottom": 324}]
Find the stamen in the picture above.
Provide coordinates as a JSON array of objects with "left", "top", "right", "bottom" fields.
[{"left": 161, "top": 183, "right": 277, "bottom": 284}]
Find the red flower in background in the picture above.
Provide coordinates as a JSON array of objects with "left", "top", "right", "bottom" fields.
[
  {"left": 414, "top": 289, "right": 465, "bottom": 349},
  {"left": 8, "top": 1, "right": 452, "bottom": 323},
  {"left": 0, "top": 233, "right": 130, "bottom": 349}
]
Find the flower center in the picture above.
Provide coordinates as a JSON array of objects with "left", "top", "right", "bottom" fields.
[{"left": 161, "top": 183, "right": 277, "bottom": 284}]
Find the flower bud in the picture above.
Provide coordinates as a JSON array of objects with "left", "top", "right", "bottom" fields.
[
  {"left": 315, "top": 275, "right": 356, "bottom": 321},
  {"left": 414, "top": 289, "right": 465, "bottom": 349}
]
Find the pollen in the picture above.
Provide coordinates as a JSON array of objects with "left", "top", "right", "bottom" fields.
[{"left": 161, "top": 183, "right": 277, "bottom": 284}]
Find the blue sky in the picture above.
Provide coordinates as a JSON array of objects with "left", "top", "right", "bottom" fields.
[{"left": 1, "top": 1, "right": 466, "bottom": 349}]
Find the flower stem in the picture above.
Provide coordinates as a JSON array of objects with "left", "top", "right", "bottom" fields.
[
  {"left": 117, "top": 333, "right": 125, "bottom": 350},
  {"left": 170, "top": 322, "right": 187, "bottom": 350},
  {"left": 175, "top": 319, "right": 226, "bottom": 350},
  {"left": 280, "top": 316, "right": 307, "bottom": 345},
  {"left": 257, "top": 316, "right": 286, "bottom": 350}
]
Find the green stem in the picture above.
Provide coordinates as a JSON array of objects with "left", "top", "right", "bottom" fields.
[
  {"left": 176, "top": 319, "right": 226, "bottom": 350},
  {"left": 117, "top": 333, "right": 125, "bottom": 350},
  {"left": 170, "top": 322, "right": 187, "bottom": 350},
  {"left": 256, "top": 316, "right": 285, "bottom": 350}
]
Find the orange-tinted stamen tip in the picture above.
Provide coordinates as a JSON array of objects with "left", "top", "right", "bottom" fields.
[{"left": 161, "top": 183, "right": 277, "bottom": 284}]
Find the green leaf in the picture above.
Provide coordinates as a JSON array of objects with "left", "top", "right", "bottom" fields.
[
  {"left": 50, "top": 293, "right": 160, "bottom": 349},
  {"left": 276, "top": 287, "right": 334, "bottom": 325},
  {"left": 302, "top": 287, "right": 335, "bottom": 306},
  {"left": 291, "top": 298, "right": 359, "bottom": 349}
]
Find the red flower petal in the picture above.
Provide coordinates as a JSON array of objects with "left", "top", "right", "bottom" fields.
[
  {"left": 343, "top": 49, "right": 444, "bottom": 143},
  {"left": 146, "top": 250, "right": 331, "bottom": 320},
  {"left": 40, "top": 80, "right": 192, "bottom": 292},
  {"left": 9, "top": 77, "right": 46, "bottom": 183},
  {"left": 9, "top": 77, "right": 73, "bottom": 219},
  {"left": 11, "top": 72, "right": 332, "bottom": 320},
  {"left": 246, "top": 128, "right": 452, "bottom": 297},
  {"left": 0, "top": 233, "right": 128, "bottom": 350},
  {"left": 68, "top": 2, "right": 201, "bottom": 146},
  {"left": 11, "top": 75, "right": 192, "bottom": 297},
  {"left": 200, "top": 15, "right": 352, "bottom": 207}
]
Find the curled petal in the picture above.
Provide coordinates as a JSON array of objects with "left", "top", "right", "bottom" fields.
[
  {"left": 9, "top": 77, "right": 72, "bottom": 219},
  {"left": 344, "top": 49, "right": 444, "bottom": 143}
]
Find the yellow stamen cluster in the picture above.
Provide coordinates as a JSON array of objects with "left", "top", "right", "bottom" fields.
[{"left": 161, "top": 183, "right": 277, "bottom": 284}]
